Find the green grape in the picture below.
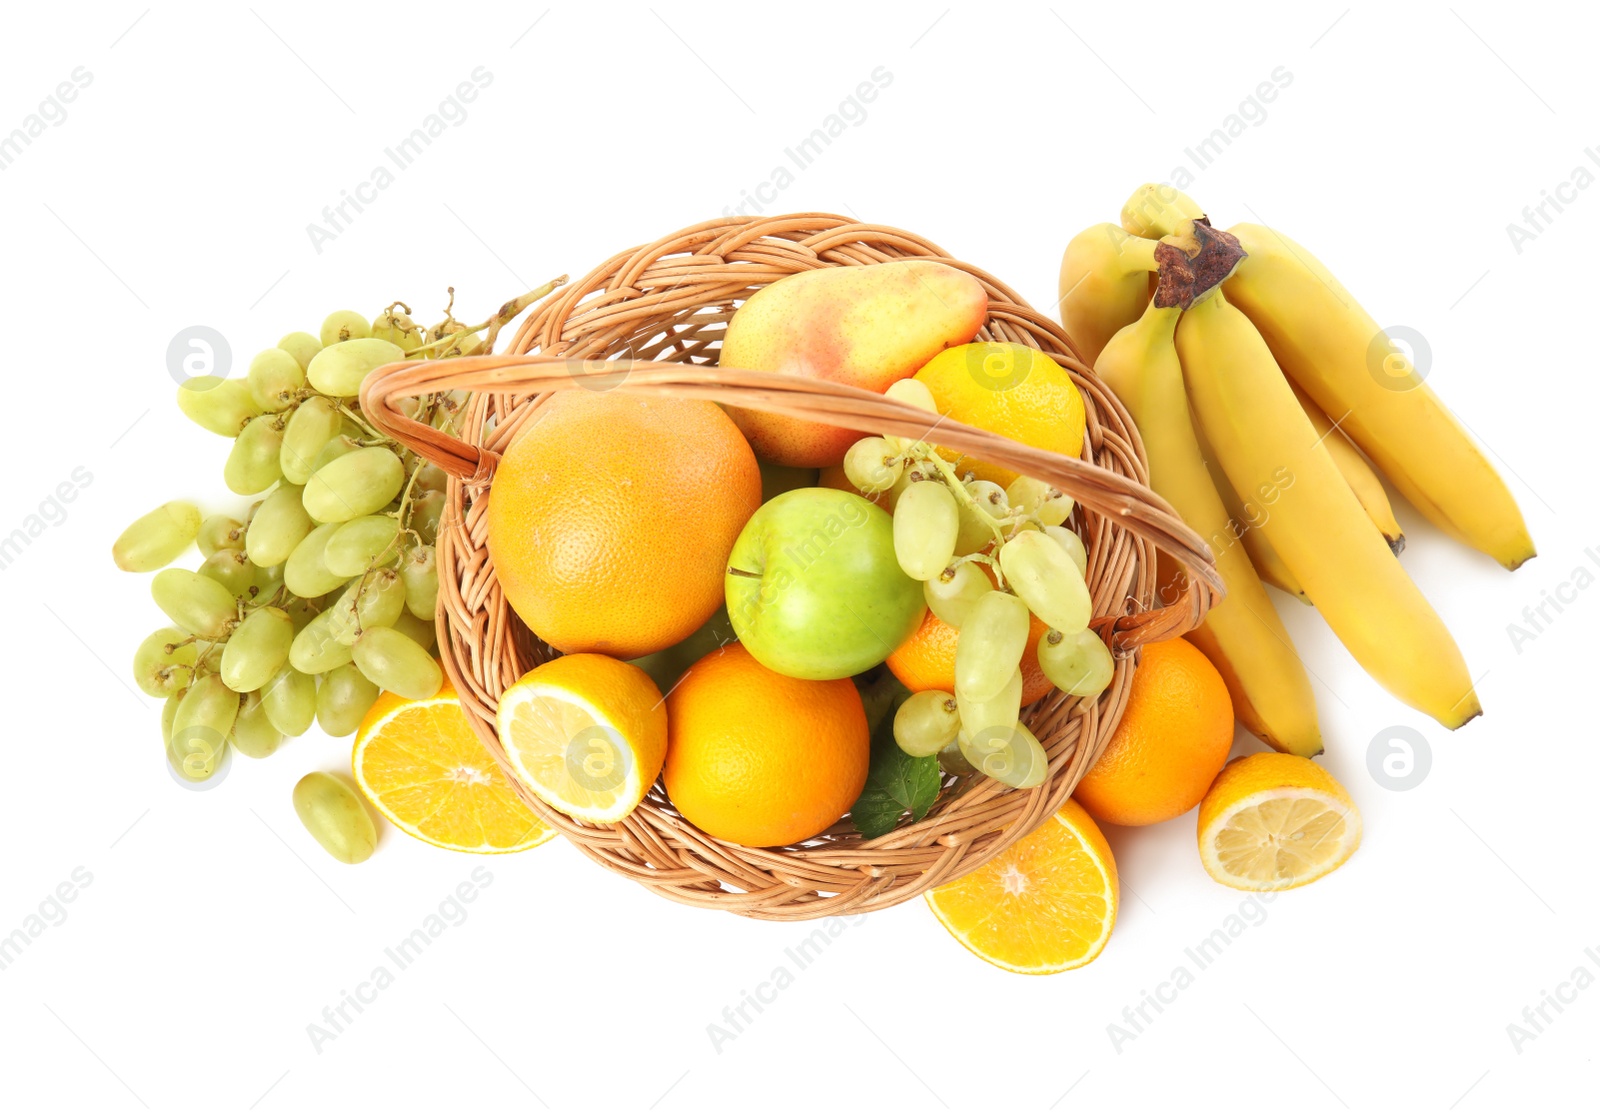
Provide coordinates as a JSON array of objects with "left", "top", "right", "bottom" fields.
[
  {"left": 414, "top": 462, "right": 448, "bottom": 492},
  {"left": 225, "top": 415, "right": 286, "bottom": 495},
  {"left": 198, "top": 641, "right": 227, "bottom": 673},
  {"left": 112, "top": 500, "right": 201, "bottom": 572},
  {"left": 884, "top": 377, "right": 937, "bottom": 413},
  {"left": 353, "top": 627, "right": 442, "bottom": 699},
  {"left": 304, "top": 447, "right": 405, "bottom": 523},
  {"left": 892, "top": 480, "right": 960, "bottom": 580},
  {"left": 284, "top": 596, "right": 321, "bottom": 631},
  {"left": 892, "top": 690, "right": 960, "bottom": 757},
  {"left": 170, "top": 675, "right": 239, "bottom": 782},
  {"left": 954, "top": 591, "right": 1029, "bottom": 702},
  {"left": 197, "top": 514, "right": 244, "bottom": 558},
  {"left": 400, "top": 544, "right": 438, "bottom": 619},
  {"left": 277, "top": 331, "right": 322, "bottom": 373},
  {"left": 280, "top": 397, "right": 343, "bottom": 485},
  {"left": 220, "top": 606, "right": 293, "bottom": 692},
  {"left": 133, "top": 627, "right": 197, "bottom": 697},
  {"left": 960, "top": 721, "right": 1047, "bottom": 789},
  {"left": 152, "top": 569, "right": 238, "bottom": 636},
  {"left": 247, "top": 348, "right": 306, "bottom": 413},
  {"left": 998, "top": 531, "right": 1091, "bottom": 634},
  {"left": 410, "top": 489, "right": 446, "bottom": 543},
  {"left": 247, "top": 563, "right": 285, "bottom": 604},
  {"left": 924, "top": 560, "right": 990, "bottom": 628},
  {"left": 289, "top": 607, "right": 356, "bottom": 674},
  {"left": 230, "top": 691, "right": 285, "bottom": 759},
  {"left": 1044, "top": 525, "right": 1088, "bottom": 578},
  {"left": 306, "top": 338, "right": 406, "bottom": 397},
  {"left": 1037, "top": 628, "right": 1114, "bottom": 697},
  {"left": 843, "top": 437, "right": 903, "bottom": 494},
  {"left": 292, "top": 772, "right": 377, "bottom": 863},
  {"left": 283, "top": 522, "right": 345, "bottom": 597},
  {"left": 324, "top": 514, "right": 401, "bottom": 578},
  {"left": 310, "top": 433, "right": 362, "bottom": 475},
  {"left": 196, "top": 549, "right": 259, "bottom": 598},
  {"left": 161, "top": 692, "right": 181, "bottom": 749},
  {"left": 938, "top": 737, "right": 977, "bottom": 777},
  {"left": 316, "top": 663, "right": 381, "bottom": 737},
  {"left": 388, "top": 609, "right": 437, "bottom": 651},
  {"left": 955, "top": 480, "right": 1007, "bottom": 555},
  {"left": 319, "top": 310, "right": 371, "bottom": 347},
  {"left": 956, "top": 667, "right": 1023, "bottom": 746},
  {"left": 245, "top": 484, "right": 314, "bottom": 567},
  {"left": 261, "top": 664, "right": 317, "bottom": 735},
  {"left": 177, "top": 376, "right": 257, "bottom": 437},
  {"left": 371, "top": 308, "right": 423, "bottom": 351},
  {"left": 1005, "top": 476, "right": 1073, "bottom": 527},
  {"left": 328, "top": 569, "right": 406, "bottom": 645}
]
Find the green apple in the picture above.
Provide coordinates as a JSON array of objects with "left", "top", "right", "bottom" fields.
[{"left": 726, "top": 488, "right": 925, "bottom": 680}]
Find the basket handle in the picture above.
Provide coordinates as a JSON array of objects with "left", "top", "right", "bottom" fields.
[{"left": 360, "top": 356, "right": 1223, "bottom": 652}]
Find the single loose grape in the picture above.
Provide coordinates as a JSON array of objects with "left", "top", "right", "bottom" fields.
[
  {"left": 177, "top": 376, "right": 257, "bottom": 437},
  {"left": 960, "top": 721, "right": 1048, "bottom": 789},
  {"left": 893, "top": 690, "right": 960, "bottom": 757},
  {"left": 999, "top": 531, "right": 1091, "bottom": 635},
  {"left": 316, "top": 663, "right": 381, "bottom": 737},
  {"left": 956, "top": 667, "right": 1023, "bottom": 747},
  {"left": 1044, "top": 525, "right": 1088, "bottom": 577},
  {"left": 319, "top": 310, "right": 371, "bottom": 348},
  {"left": 221, "top": 606, "right": 294, "bottom": 692},
  {"left": 400, "top": 544, "right": 438, "bottom": 619},
  {"left": 306, "top": 337, "right": 405, "bottom": 397},
  {"left": 113, "top": 501, "right": 201, "bottom": 572},
  {"left": 280, "top": 397, "right": 344, "bottom": 485},
  {"left": 323, "top": 515, "right": 401, "bottom": 578},
  {"left": 170, "top": 674, "right": 239, "bottom": 781},
  {"left": 328, "top": 569, "right": 406, "bottom": 645},
  {"left": 283, "top": 522, "right": 346, "bottom": 598},
  {"left": 844, "top": 437, "right": 903, "bottom": 494},
  {"left": 277, "top": 331, "right": 322, "bottom": 373},
  {"left": 261, "top": 664, "right": 316, "bottom": 736},
  {"left": 133, "top": 627, "right": 197, "bottom": 697},
  {"left": 1037, "top": 628, "right": 1114, "bottom": 697},
  {"left": 954, "top": 591, "right": 1029, "bottom": 702},
  {"left": 225, "top": 415, "right": 286, "bottom": 495},
  {"left": 292, "top": 772, "right": 377, "bottom": 864},
  {"left": 923, "top": 561, "right": 990, "bottom": 628},
  {"left": 289, "top": 607, "right": 356, "bottom": 674},
  {"left": 152, "top": 569, "right": 238, "bottom": 636},
  {"left": 245, "top": 484, "right": 314, "bottom": 568},
  {"left": 1005, "top": 476, "right": 1073, "bottom": 527},
  {"left": 304, "top": 447, "right": 406, "bottom": 523},
  {"left": 230, "top": 691, "right": 285, "bottom": 759},
  {"left": 247, "top": 348, "right": 306, "bottom": 413},
  {"left": 196, "top": 515, "right": 244, "bottom": 558},
  {"left": 893, "top": 480, "right": 960, "bottom": 581},
  {"left": 353, "top": 627, "right": 442, "bottom": 699}
]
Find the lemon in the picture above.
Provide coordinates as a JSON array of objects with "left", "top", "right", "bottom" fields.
[
  {"left": 1197, "top": 752, "right": 1362, "bottom": 891},
  {"left": 913, "top": 342, "right": 1087, "bottom": 488},
  {"left": 496, "top": 654, "right": 668, "bottom": 825}
]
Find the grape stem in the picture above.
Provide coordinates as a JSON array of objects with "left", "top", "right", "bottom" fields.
[
  {"left": 903, "top": 442, "right": 1015, "bottom": 585},
  {"left": 403, "top": 276, "right": 569, "bottom": 359}
]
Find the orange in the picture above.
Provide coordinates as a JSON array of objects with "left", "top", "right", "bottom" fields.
[
  {"left": 926, "top": 800, "right": 1117, "bottom": 974},
  {"left": 1073, "top": 637, "right": 1233, "bottom": 826},
  {"left": 1198, "top": 752, "right": 1361, "bottom": 891},
  {"left": 353, "top": 684, "right": 553, "bottom": 853},
  {"left": 886, "top": 584, "right": 1054, "bottom": 707},
  {"left": 663, "top": 644, "right": 868, "bottom": 847},
  {"left": 485, "top": 391, "right": 761, "bottom": 659}
]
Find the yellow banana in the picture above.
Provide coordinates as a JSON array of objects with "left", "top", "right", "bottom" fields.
[
  {"left": 1057, "top": 223, "right": 1159, "bottom": 365},
  {"left": 1097, "top": 299, "right": 1322, "bottom": 756},
  {"left": 1176, "top": 288, "right": 1479, "bottom": 728},
  {"left": 1197, "top": 424, "right": 1311, "bottom": 604},
  {"left": 1223, "top": 222, "right": 1533, "bottom": 570},
  {"left": 1290, "top": 381, "right": 1405, "bottom": 553},
  {"left": 1120, "top": 183, "right": 1205, "bottom": 239}
]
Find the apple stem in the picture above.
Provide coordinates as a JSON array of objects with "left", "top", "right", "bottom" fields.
[{"left": 727, "top": 567, "right": 762, "bottom": 579}]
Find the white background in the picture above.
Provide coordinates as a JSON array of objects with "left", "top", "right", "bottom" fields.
[{"left": 1, "top": 2, "right": 1595, "bottom": 1115}]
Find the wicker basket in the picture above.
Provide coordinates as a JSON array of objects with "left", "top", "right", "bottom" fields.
[{"left": 361, "top": 214, "right": 1220, "bottom": 921}]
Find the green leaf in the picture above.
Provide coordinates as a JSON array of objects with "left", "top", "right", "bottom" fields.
[{"left": 850, "top": 694, "right": 941, "bottom": 840}]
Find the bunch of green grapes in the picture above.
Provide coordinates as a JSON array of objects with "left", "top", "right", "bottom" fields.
[
  {"left": 115, "top": 305, "right": 479, "bottom": 785},
  {"left": 843, "top": 381, "right": 1115, "bottom": 791}
]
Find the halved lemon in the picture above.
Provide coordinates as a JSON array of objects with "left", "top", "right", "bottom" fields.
[
  {"left": 353, "top": 684, "right": 553, "bottom": 854},
  {"left": 1198, "top": 752, "right": 1362, "bottom": 891},
  {"left": 926, "top": 800, "right": 1118, "bottom": 975},
  {"left": 495, "top": 654, "right": 667, "bottom": 825}
]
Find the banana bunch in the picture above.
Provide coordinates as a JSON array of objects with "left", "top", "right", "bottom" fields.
[{"left": 1064, "top": 186, "right": 1534, "bottom": 753}]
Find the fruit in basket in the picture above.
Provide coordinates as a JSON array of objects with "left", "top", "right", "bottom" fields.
[
  {"left": 496, "top": 653, "right": 669, "bottom": 825},
  {"left": 926, "top": 799, "right": 1117, "bottom": 974},
  {"left": 887, "top": 603, "right": 1054, "bottom": 704},
  {"left": 662, "top": 644, "right": 868, "bottom": 847},
  {"left": 720, "top": 260, "right": 988, "bottom": 467},
  {"left": 1197, "top": 752, "right": 1361, "bottom": 891},
  {"left": 725, "top": 488, "right": 924, "bottom": 680},
  {"left": 1096, "top": 299, "right": 1321, "bottom": 757},
  {"left": 486, "top": 391, "right": 762, "bottom": 660},
  {"left": 1073, "top": 638, "right": 1233, "bottom": 827},
  {"left": 912, "top": 342, "right": 1086, "bottom": 489},
  {"left": 355, "top": 683, "right": 553, "bottom": 853},
  {"left": 629, "top": 605, "right": 735, "bottom": 693}
]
